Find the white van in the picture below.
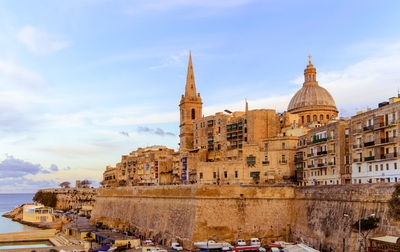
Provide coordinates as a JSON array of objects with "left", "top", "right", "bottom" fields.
[{"left": 250, "top": 238, "right": 261, "bottom": 247}]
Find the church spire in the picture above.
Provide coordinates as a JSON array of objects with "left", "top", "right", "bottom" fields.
[
  {"left": 185, "top": 51, "right": 196, "bottom": 97},
  {"left": 304, "top": 55, "right": 318, "bottom": 86}
]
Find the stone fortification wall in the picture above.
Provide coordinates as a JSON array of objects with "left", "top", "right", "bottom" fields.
[
  {"left": 291, "top": 183, "right": 400, "bottom": 251},
  {"left": 39, "top": 188, "right": 96, "bottom": 210},
  {"left": 91, "top": 184, "right": 400, "bottom": 251},
  {"left": 91, "top": 185, "right": 295, "bottom": 248}
]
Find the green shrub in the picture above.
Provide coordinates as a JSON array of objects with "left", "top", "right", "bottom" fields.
[{"left": 33, "top": 191, "right": 57, "bottom": 207}]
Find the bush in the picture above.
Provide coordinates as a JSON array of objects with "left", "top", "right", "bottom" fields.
[{"left": 33, "top": 191, "right": 57, "bottom": 207}]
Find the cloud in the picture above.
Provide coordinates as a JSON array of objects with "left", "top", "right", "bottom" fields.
[
  {"left": 50, "top": 164, "right": 59, "bottom": 172},
  {"left": 0, "top": 177, "right": 59, "bottom": 194},
  {"left": 17, "top": 25, "right": 71, "bottom": 55},
  {"left": 119, "top": 131, "right": 130, "bottom": 137},
  {"left": 137, "top": 126, "right": 175, "bottom": 136},
  {"left": 0, "top": 155, "right": 58, "bottom": 178}
]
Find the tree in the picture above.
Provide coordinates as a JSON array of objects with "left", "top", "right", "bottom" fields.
[
  {"left": 33, "top": 191, "right": 57, "bottom": 207},
  {"left": 389, "top": 183, "right": 400, "bottom": 220},
  {"left": 352, "top": 216, "right": 380, "bottom": 251},
  {"left": 80, "top": 179, "right": 92, "bottom": 188},
  {"left": 59, "top": 181, "right": 71, "bottom": 188}
]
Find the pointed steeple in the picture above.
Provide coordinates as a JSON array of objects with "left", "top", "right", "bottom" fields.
[
  {"left": 185, "top": 51, "right": 197, "bottom": 97},
  {"left": 304, "top": 55, "right": 318, "bottom": 86}
]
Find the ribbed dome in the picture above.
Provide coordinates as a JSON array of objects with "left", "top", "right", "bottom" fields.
[{"left": 288, "top": 84, "right": 337, "bottom": 113}]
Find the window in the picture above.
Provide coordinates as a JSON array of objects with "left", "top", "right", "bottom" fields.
[
  {"left": 199, "top": 172, "right": 203, "bottom": 179},
  {"left": 224, "top": 171, "right": 227, "bottom": 178},
  {"left": 358, "top": 166, "right": 361, "bottom": 173},
  {"left": 235, "top": 170, "right": 238, "bottom": 178},
  {"left": 369, "top": 165, "right": 372, "bottom": 172},
  {"left": 320, "top": 115, "right": 323, "bottom": 121},
  {"left": 395, "top": 163, "right": 398, "bottom": 170},
  {"left": 375, "top": 165, "right": 378, "bottom": 171},
  {"left": 213, "top": 172, "right": 216, "bottom": 179},
  {"left": 381, "top": 164, "right": 384, "bottom": 171},
  {"left": 313, "top": 115, "right": 317, "bottom": 122},
  {"left": 387, "top": 163, "right": 389, "bottom": 170},
  {"left": 191, "top": 109, "right": 195, "bottom": 119},
  {"left": 307, "top": 115, "right": 310, "bottom": 123},
  {"left": 302, "top": 116, "right": 304, "bottom": 124},
  {"left": 327, "top": 114, "right": 330, "bottom": 120},
  {"left": 282, "top": 142, "right": 285, "bottom": 149}
]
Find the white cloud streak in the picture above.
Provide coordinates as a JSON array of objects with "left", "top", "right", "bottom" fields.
[{"left": 17, "top": 25, "right": 71, "bottom": 55}]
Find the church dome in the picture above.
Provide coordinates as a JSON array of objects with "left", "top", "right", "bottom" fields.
[{"left": 287, "top": 57, "right": 337, "bottom": 113}]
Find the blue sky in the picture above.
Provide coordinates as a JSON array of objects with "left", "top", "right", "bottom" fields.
[{"left": 1, "top": 0, "right": 400, "bottom": 192}]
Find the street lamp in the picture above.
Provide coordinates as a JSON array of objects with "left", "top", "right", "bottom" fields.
[{"left": 343, "top": 213, "right": 349, "bottom": 252}]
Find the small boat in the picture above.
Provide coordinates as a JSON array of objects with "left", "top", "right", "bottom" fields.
[{"left": 194, "top": 240, "right": 234, "bottom": 249}]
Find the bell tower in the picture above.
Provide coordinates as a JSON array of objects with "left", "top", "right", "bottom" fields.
[{"left": 179, "top": 52, "right": 202, "bottom": 151}]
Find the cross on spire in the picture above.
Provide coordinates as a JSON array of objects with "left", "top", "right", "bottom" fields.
[{"left": 308, "top": 55, "right": 312, "bottom": 65}]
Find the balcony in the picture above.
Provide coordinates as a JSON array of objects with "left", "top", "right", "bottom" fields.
[
  {"left": 328, "top": 161, "right": 336, "bottom": 166},
  {"left": 313, "top": 138, "right": 328, "bottom": 144},
  {"left": 317, "top": 150, "right": 328, "bottom": 156},
  {"left": 364, "top": 141, "right": 375, "bottom": 147},
  {"left": 279, "top": 160, "right": 287, "bottom": 165},
  {"left": 353, "top": 158, "right": 362, "bottom": 163},
  {"left": 353, "top": 144, "right": 362, "bottom": 149},
  {"left": 262, "top": 161, "right": 270, "bottom": 165},
  {"left": 378, "top": 153, "right": 398, "bottom": 160},
  {"left": 328, "top": 150, "right": 335, "bottom": 154},
  {"left": 376, "top": 137, "right": 398, "bottom": 145},
  {"left": 308, "top": 164, "right": 316, "bottom": 168},
  {"left": 375, "top": 120, "right": 398, "bottom": 130},
  {"left": 307, "top": 153, "right": 315, "bottom": 157},
  {"left": 364, "top": 156, "right": 375, "bottom": 161},
  {"left": 317, "top": 163, "right": 326, "bottom": 167},
  {"left": 363, "top": 125, "right": 374, "bottom": 132},
  {"left": 352, "top": 129, "right": 362, "bottom": 135}
]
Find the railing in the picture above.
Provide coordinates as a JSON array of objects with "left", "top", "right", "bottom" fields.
[
  {"left": 364, "top": 141, "right": 375, "bottom": 147},
  {"left": 379, "top": 153, "right": 398, "bottom": 160},
  {"left": 307, "top": 153, "right": 314, "bottom": 157},
  {"left": 328, "top": 149, "right": 335, "bottom": 154},
  {"left": 352, "top": 129, "right": 362, "bottom": 135},
  {"left": 364, "top": 156, "right": 375, "bottom": 161},
  {"left": 262, "top": 161, "right": 270, "bottom": 165},
  {"left": 317, "top": 150, "right": 328, "bottom": 155},
  {"left": 363, "top": 125, "right": 374, "bottom": 131},
  {"left": 375, "top": 120, "right": 398, "bottom": 129},
  {"left": 353, "top": 158, "right": 362, "bottom": 163},
  {"left": 308, "top": 164, "right": 316, "bottom": 168},
  {"left": 328, "top": 161, "right": 336, "bottom": 166},
  {"left": 313, "top": 138, "right": 328, "bottom": 144},
  {"left": 317, "top": 163, "right": 326, "bottom": 167},
  {"left": 353, "top": 144, "right": 362, "bottom": 149},
  {"left": 377, "top": 137, "right": 398, "bottom": 145}
]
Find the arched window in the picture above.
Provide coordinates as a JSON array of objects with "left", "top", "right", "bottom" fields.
[
  {"left": 320, "top": 114, "right": 323, "bottom": 121},
  {"left": 326, "top": 114, "right": 329, "bottom": 120},
  {"left": 307, "top": 115, "right": 310, "bottom": 123},
  {"left": 191, "top": 109, "right": 195, "bottom": 120},
  {"left": 301, "top": 116, "right": 304, "bottom": 124},
  {"left": 313, "top": 115, "right": 317, "bottom": 121}
]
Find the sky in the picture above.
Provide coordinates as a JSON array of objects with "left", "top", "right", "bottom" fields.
[{"left": 1, "top": 0, "right": 400, "bottom": 192}]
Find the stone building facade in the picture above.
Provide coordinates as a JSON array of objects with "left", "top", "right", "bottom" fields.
[
  {"left": 102, "top": 146, "right": 180, "bottom": 187},
  {"left": 350, "top": 97, "right": 400, "bottom": 184}
]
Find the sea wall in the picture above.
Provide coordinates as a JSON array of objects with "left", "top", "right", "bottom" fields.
[
  {"left": 39, "top": 188, "right": 96, "bottom": 210},
  {"left": 90, "top": 184, "right": 400, "bottom": 251}
]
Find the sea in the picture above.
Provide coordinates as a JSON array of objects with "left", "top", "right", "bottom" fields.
[{"left": 0, "top": 193, "right": 39, "bottom": 234}]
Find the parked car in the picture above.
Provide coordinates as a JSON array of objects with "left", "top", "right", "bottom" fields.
[
  {"left": 171, "top": 242, "right": 183, "bottom": 251},
  {"left": 250, "top": 238, "right": 261, "bottom": 247},
  {"left": 143, "top": 239, "right": 157, "bottom": 246},
  {"left": 237, "top": 239, "right": 247, "bottom": 246}
]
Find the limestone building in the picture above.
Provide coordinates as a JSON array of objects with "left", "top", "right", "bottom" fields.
[
  {"left": 178, "top": 55, "right": 337, "bottom": 185},
  {"left": 102, "top": 145, "right": 180, "bottom": 187},
  {"left": 350, "top": 97, "right": 400, "bottom": 184},
  {"left": 297, "top": 120, "right": 350, "bottom": 186}
]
